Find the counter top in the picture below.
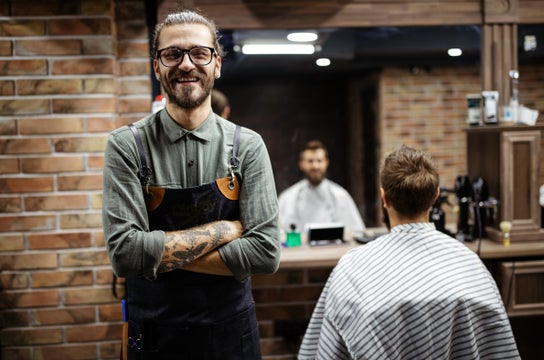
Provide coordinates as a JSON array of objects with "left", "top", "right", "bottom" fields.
[{"left": 279, "top": 234, "right": 544, "bottom": 270}]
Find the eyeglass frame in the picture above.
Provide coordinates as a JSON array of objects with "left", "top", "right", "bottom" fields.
[{"left": 155, "top": 46, "right": 217, "bottom": 67}]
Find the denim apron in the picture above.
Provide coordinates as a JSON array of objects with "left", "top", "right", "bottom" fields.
[{"left": 125, "top": 124, "right": 261, "bottom": 360}]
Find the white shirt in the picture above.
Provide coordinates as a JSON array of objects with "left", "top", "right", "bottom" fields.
[
  {"left": 278, "top": 178, "right": 365, "bottom": 234},
  {"left": 298, "top": 223, "right": 520, "bottom": 360}
]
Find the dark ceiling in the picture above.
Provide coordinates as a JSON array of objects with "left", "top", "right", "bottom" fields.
[{"left": 219, "top": 25, "right": 544, "bottom": 79}]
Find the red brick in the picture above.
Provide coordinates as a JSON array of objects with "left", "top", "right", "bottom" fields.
[
  {"left": 0, "top": 138, "right": 51, "bottom": 154},
  {"left": 0, "top": 215, "right": 57, "bottom": 232},
  {"left": 0, "top": 326, "right": 62, "bottom": 346},
  {"left": 88, "top": 155, "right": 105, "bottom": 169},
  {"left": 0, "top": 309, "right": 30, "bottom": 327},
  {"left": 100, "top": 341, "right": 121, "bottom": 359},
  {"left": 0, "top": 348, "right": 32, "bottom": 360},
  {"left": 119, "top": 78, "right": 151, "bottom": 95},
  {"left": 22, "top": 157, "right": 85, "bottom": 173},
  {"left": 0, "top": 289, "right": 59, "bottom": 309},
  {"left": 25, "top": 194, "right": 87, "bottom": 211},
  {"left": 48, "top": 18, "right": 112, "bottom": 36},
  {"left": 0, "top": 252, "right": 57, "bottom": 270},
  {"left": 0, "top": 196, "right": 22, "bottom": 213},
  {"left": 0, "top": 98, "right": 49, "bottom": 115},
  {"left": 0, "top": 234, "right": 24, "bottom": 251},
  {"left": 15, "top": 39, "right": 81, "bottom": 56},
  {"left": 34, "top": 344, "right": 97, "bottom": 360},
  {"left": 51, "top": 58, "right": 114, "bottom": 75},
  {"left": 0, "top": 158, "right": 20, "bottom": 173},
  {"left": 0, "top": 79, "right": 14, "bottom": 95},
  {"left": 99, "top": 303, "right": 123, "bottom": 322},
  {"left": 0, "top": 59, "right": 47, "bottom": 76},
  {"left": 66, "top": 323, "right": 122, "bottom": 342},
  {"left": 11, "top": 2, "right": 78, "bottom": 16},
  {"left": 19, "top": 117, "right": 85, "bottom": 134},
  {"left": 0, "top": 118, "right": 16, "bottom": 134},
  {"left": 52, "top": 97, "right": 116, "bottom": 114},
  {"left": 118, "top": 41, "right": 150, "bottom": 57},
  {"left": 119, "top": 97, "right": 151, "bottom": 113},
  {"left": 90, "top": 193, "right": 103, "bottom": 209},
  {"left": 64, "top": 287, "right": 117, "bottom": 305},
  {"left": 54, "top": 136, "right": 108, "bottom": 152},
  {"left": 94, "top": 231, "right": 105, "bottom": 247},
  {"left": 83, "top": 38, "right": 115, "bottom": 55},
  {"left": 116, "top": 22, "right": 147, "bottom": 40},
  {"left": 60, "top": 249, "right": 109, "bottom": 267},
  {"left": 17, "top": 79, "right": 82, "bottom": 95},
  {"left": 0, "top": 20, "right": 45, "bottom": 36},
  {"left": 57, "top": 174, "right": 102, "bottom": 191},
  {"left": 33, "top": 306, "right": 95, "bottom": 325},
  {"left": 28, "top": 232, "right": 92, "bottom": 250},
  {"left": 87, "top": 117, "right": 120, "bottom": 132},
  {"left": 60, "top": 213, "right": 103, "bottom": 230},
  {"left": 81, "top": 0, "right": 112, "bottom": 16},
  {"left": 84, "top": 78, "right": 115, "bottom": 94},
  {"left": 119, "top": 60, "right": 150, "bottom": 76},
  {"left": 31, "top": 270, "right": 93, "bottom": 288},
  {"left": 0, "top": 177, "right": 54, "bottom": 193},
  {"left": 0, "top": 272, "right": 28, "bottom": 289},
  {"left": 96, "top": 268, "right": 116, "bottom": 285}
]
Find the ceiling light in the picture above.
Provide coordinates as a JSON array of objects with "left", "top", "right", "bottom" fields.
[
  {"left": 287, "top": 32, "right": 318, "bottom": 42},
  {"left": 241, "top": 44, "right": 315, "bottom": 55},
  {"left": 447, "top": 48, "right": 462, "bottom": 57},
  {"left": 316, "top": 58, "right": 331, "bottom": 67}
]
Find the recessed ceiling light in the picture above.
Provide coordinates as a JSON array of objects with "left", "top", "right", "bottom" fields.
[
  {"left": 287, "top": 32, "right": 318, "bottom": 42},
  {"left": 316, "top": 58, "right": 331, "bottom": 67},
  {"left": 448, "top": 48, "right": 462, "bottom": 57},
  {"left": 241, "top": 44, "right": 315, "bottom": 55}
]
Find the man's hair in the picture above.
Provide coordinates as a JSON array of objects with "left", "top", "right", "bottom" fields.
[
  {"left": 152, "top": 9, "right": 226, "bottom": 58},
  {"left": 380, "top": 145, "right": 439, "bottom": 215},
  {"left": 300, "top": 140, "right": 329, "bottom": 160},
  {"left": 211, "top": 89, "right": 229, "bottom": 115}
]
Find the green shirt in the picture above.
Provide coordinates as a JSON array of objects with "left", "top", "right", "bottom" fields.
[{"left": 102, "top": 110, "right": 280, "bottom": 281}]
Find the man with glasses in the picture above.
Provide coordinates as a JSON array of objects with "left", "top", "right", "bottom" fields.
[{"left": 102, "top": 9, "right": 280, "bottom": 359}]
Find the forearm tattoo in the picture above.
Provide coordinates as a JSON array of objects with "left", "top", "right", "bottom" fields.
[{"left": 158, "top": 222, "right": 234, "bottom": 273}]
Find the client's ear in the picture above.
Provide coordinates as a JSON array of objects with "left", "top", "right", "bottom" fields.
[{"left": 380, "top": 187, "right": 389, "bottom": 208}]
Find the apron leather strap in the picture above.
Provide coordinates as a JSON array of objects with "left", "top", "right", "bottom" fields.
[
  {"left": 128, "top": 123, "right": 153, "bottom": 186},
  {"left": 230, "top": 125, "right": 241, "bottom": 168}
]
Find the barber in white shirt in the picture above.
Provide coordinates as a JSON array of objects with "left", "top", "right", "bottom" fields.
[{"left": 278, "top": 140, "right": 365, "bottom": 238}]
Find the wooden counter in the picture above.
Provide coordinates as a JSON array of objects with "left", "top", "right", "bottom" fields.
[{"left": 280, "top": 236, "right": 544, "bottom": 270}]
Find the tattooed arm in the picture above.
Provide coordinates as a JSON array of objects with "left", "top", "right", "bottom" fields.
[{"left": 158, "top": 220, "right": 243, "bottom": 274}]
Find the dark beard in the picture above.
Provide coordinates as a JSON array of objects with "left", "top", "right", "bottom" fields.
[{"left": 162, "top": 70, "right": 212, "bottom": 109}]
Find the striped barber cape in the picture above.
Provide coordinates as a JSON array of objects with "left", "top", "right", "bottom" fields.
[{"left": 298, "top": 222, "right": 520, "bottom": 360}]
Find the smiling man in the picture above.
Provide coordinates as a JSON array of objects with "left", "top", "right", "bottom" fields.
[{"left": 102, "top": 9, "right": 280, "bottom": 359}]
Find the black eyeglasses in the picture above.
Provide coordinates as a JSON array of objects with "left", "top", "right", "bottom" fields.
[{"left": 156, "top": 46, "right": 215, "bottom": 67}]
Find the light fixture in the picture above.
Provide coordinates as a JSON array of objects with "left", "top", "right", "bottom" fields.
[
  {"left": 316, "top": 58, "right": 331, "bottom": 67},
  {"left": 447, "top": 48, "right": 462, "bottom": 57},
  {"left": 287, "top": 32, "right": 318, "bottom": 42},
  {"left": 241, "top": 44, "right": 315, "bottom": 55}
]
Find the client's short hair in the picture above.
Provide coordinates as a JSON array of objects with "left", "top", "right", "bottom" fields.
[{"left": 380, "top": 145, "right": 439, "bottom": 215}]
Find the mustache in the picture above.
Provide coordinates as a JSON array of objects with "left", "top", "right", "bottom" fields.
[{"left": 168, "top": 69, "right": 204, "bottom": 81}]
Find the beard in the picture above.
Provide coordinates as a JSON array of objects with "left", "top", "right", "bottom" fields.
[
  {"left": 161, "top": 69, "right": 213, "bottom": 109},
  {"left": 306, "top": 170, "right": 326, "bottom": 186}
]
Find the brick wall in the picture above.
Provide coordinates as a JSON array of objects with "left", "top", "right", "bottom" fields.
[
  {"left": 381, "top": 64, "right": 544, "bottom": 189},
  {"left": 1, "top": 1, "right": 544, "bottom": 359},
  {"left": 0, "top": 0, "right": 151, "bottom": 359}
]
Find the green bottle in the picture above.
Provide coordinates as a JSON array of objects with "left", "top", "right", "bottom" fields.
[{"left": 286, "top": 224, "right": 301, "bottom": 247}]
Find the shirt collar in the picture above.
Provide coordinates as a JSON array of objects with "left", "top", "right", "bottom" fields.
[
  {"left": 390, "top": 222, "right": 436, "bottom": 234},
  {"left": 159, "top": 109, "right": 215, "bottom": 143}
]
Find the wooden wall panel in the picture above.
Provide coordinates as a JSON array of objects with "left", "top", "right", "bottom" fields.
[{"left": 161, "top": 0, "right": 544, "bottom": 29}]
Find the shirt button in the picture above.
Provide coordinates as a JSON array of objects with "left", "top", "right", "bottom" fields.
[{"left": 188, "top": 160, "right": 195, "bottom": 166}]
